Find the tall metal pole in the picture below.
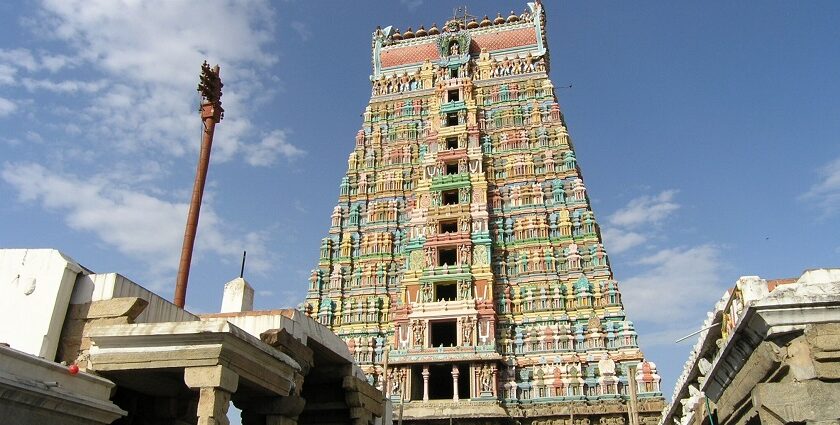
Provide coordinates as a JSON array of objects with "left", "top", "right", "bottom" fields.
[{"left": 174, "top": 61, "right": 224, "bottom": 308}]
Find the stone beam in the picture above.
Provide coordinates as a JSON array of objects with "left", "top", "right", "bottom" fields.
[{"left": 89, "top": 319, "right": 301, "bottom": 397}]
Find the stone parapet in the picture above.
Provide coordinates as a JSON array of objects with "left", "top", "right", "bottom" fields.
[{"left": 0, "top": 344, "right": 125, "bottom": 424}]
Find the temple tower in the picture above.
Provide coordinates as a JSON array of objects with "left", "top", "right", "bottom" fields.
[{"left": 304, "top": 3, "right": 665, "bottom": 423}]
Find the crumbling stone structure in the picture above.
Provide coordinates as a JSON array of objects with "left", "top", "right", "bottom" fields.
[{"left": 661, "top": 269, "right": 840, "bottom": 425}]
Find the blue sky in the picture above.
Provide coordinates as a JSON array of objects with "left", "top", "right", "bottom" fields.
[{"left": 1, "top": 0, "right": 839, "bottom": 399}]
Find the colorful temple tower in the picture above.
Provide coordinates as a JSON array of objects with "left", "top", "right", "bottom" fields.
[{"left": 304, "top": 2, "right": 665, "bottom": 423}]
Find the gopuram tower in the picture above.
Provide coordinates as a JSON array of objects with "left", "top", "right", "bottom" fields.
[{"left": 304, "top": 2, "right": 665, "bottom": 423}]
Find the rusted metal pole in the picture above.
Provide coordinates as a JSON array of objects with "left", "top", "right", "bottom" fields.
[{"left": 174, "top": 62, "right": 223, "bottom": 308}]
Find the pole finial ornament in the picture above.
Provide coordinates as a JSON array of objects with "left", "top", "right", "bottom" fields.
[{"left": 197, "top": 61, "right": 224, "bottom": 120}]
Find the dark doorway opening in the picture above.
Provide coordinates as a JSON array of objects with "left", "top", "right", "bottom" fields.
[
  {"left": 446, "top": 112, "right": 458, "bottom": 126},
  {"left": 449, "top": 68, "right": 458, "bottom": 78},
  {"left": 425, "top": 363, "right": 469, "bottom": 400},
  {"left": 445, "top": 162, "right": 458, "bottom": 175},
  {"left": 445, "top": 137, "right": 458, "bottom": 149},
  {"left": 457, "top": 364, "right": 469, "bottom": 399},
  {"left": 410, "top": 366, "right": 423, "bottom": 401},
  {"left": 438, "top": 248, "right": 456, "bottom": 266},
  {"left": 435, "top": 282, "right": 456, "bottom": 301},
  {"left": 428, "top": 364, "right": 452, "bottom": 400},
  {"left": 448, "top": 89, "right": 459, "bottom": 102},
  {"left": 430, "top": 320, "right": 457, "bottom": 347},
  {"left": 442, "top": 190, "right": 458, "bottom": 205},
  {"left": 440, "top": 219, "right": 457, "bottom": 233}
]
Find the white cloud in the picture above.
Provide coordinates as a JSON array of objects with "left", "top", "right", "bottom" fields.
[
  {"left": 1, "top": 162, "right": 273, "bottom": 287},
  {"left": 24, "top": 0, "right": 302, "bottom": 165},
  {"left": 0, "top": 48, "right": 38, "bottom": 72},
  {"left": 290, "top": 21, "right": 312, "bottom": 42},
  {"left": 400, "top": 0, "right": 423, "bottom": 11},
  {"left": 601, "top": 190, "right": 680, "bottom": 254},
  {"left": 802, "top": 156, "right": 840, "bottom": 215},
  {"left": 0, "top": 48, "right": 74, "bottom": 73},
  {"left": 40, "top": 54, "right": 75, "bottom": 72},
  {"left": 0, "top": 64, "right": 17, "bottom": 85},
  {"left": 620, "top": 244, "right": 726, "bottom": 324},
  {"left": 243, "top": 129, "right": 305, "bottom": 166},
  {"left": 24, "top": 131, "right": 44, "bottom": 144},
  {"left": 0, "top": 97, "right": 16, "bottom": 117},
  {"left": 21, "top": 78, "right": 107, "bottom": 93},
  {"left": 600, "top": 228, "right": 645, "bottom": 255},
  {"left": 608, "top": 190, "right": 680, "bottom": 228}
]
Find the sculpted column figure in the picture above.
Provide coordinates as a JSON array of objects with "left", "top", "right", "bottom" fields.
[
  {"left": 422, "top": 365, "right": 430, "bottom": 402},
  {"left": 452, "top": 364, "right": 460, "bottom": 401}
]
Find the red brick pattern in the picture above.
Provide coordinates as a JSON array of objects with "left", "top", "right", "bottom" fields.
[
  {"left": 381, "top": 43, "right": 440, "bottom": 68},
  {"left": 472, "top": 28, "right": 537, "bottom": 53},
  {"left": 380, "top": 27, "right": 538, "bottom": 69}
]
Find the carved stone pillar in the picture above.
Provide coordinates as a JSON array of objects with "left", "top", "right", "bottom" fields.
[
  {"left": 422, "top": 365, "right": 430, "bottom": 402},
  {"left": 185, "top": 365, "right": 239, "bottom": 425},
  {"left": 452, "top": 364, "right": 460, "bottom": 401}
]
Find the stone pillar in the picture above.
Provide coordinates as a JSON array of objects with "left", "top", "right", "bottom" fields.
[
  {"left": 221, "top": 277, "right": 254, "bottom": 313},
  {"left": 185, "top": 365, "right": 239, "bottom": 425},
  {"left": 422, "top": 365, "right": 430, "bottom": 402},
  {"left": 470, "top": 364, "right": 477, "bottom": 398},
  {"left": 452, "top": 364, "right": 460, "bottom": 401},
  {"left": 627, "top": 364, "right": 640, "bottom": 425}
]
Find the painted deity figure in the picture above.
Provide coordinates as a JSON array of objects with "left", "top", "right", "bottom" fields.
[
  {"left": 449, "top": 41, "right": 459, "bottom": 55},
  {"left": 462, "top": 317, "right": 474, "bottom": 345},
  {"left": 459, "top": 244, "right": 471, "bottom": 265},
  {"left": 459, "top": 281, "right": 471, "bottom": 300},
  {"left": 389, "top": 369, "right": 403, "bottom": 396},
  {"left": 413, "top": 320, "right": 426, "bottom": 346},
  {"left": 424, "top": 247, "right": 435, "bottom": 267},
  {"left": 480, "top": 365, "right": 493, "bottom": 393},
  {"left": 421, "top": 284, "right": 432, "bottom": 303}
]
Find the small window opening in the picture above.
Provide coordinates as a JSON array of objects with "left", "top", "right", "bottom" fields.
[
  {"left": 449, "top": 68, "right": 458, "bottom": 78},
  {"left": 445, "top": 162, "right": 458, "bottom": 175},
  {"left": 430, "top": 320, "right": 457, "bottom": 347},
  {"left": 435, "top": 282, "right": 457, "bottom": 301},
  {"left": 448, "top": 89, "right": 460, "bottom": 102},
  {"left": 445, "top": 137, "right": 458, "bottom": 150},
  {"left": 438, "top": 247, "right": 456, "bottom": 266},
  {"left": 440, "top": 220, "right": 457, "bottom": 233},
  {"left": 446, "top": 112, "right": 458, "bottom": 126},
  {"left": 442, "top": 190, "right": 458, "bottom": 205}
]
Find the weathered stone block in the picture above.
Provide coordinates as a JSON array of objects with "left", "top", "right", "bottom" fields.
[
  {"left": 260, "top": 328, "right": 314, "bottom": 374},
  {"left": 185, "top": 365, "right": 239, "bottom": 393},
  {"left": 753, "top": 381, "right": 840, "bottom": 424},
  {"left": 87, "top": 297, "right": 148, "bottom": 320}
]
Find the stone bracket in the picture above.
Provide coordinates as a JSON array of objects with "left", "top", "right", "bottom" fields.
[{"left": 185, "top": 365, "right": 239, "bottom": 393}]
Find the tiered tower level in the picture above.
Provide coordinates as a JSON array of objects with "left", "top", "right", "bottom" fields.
[{"left": 304, "top": 3, "right": 664, "bottom": 423}]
